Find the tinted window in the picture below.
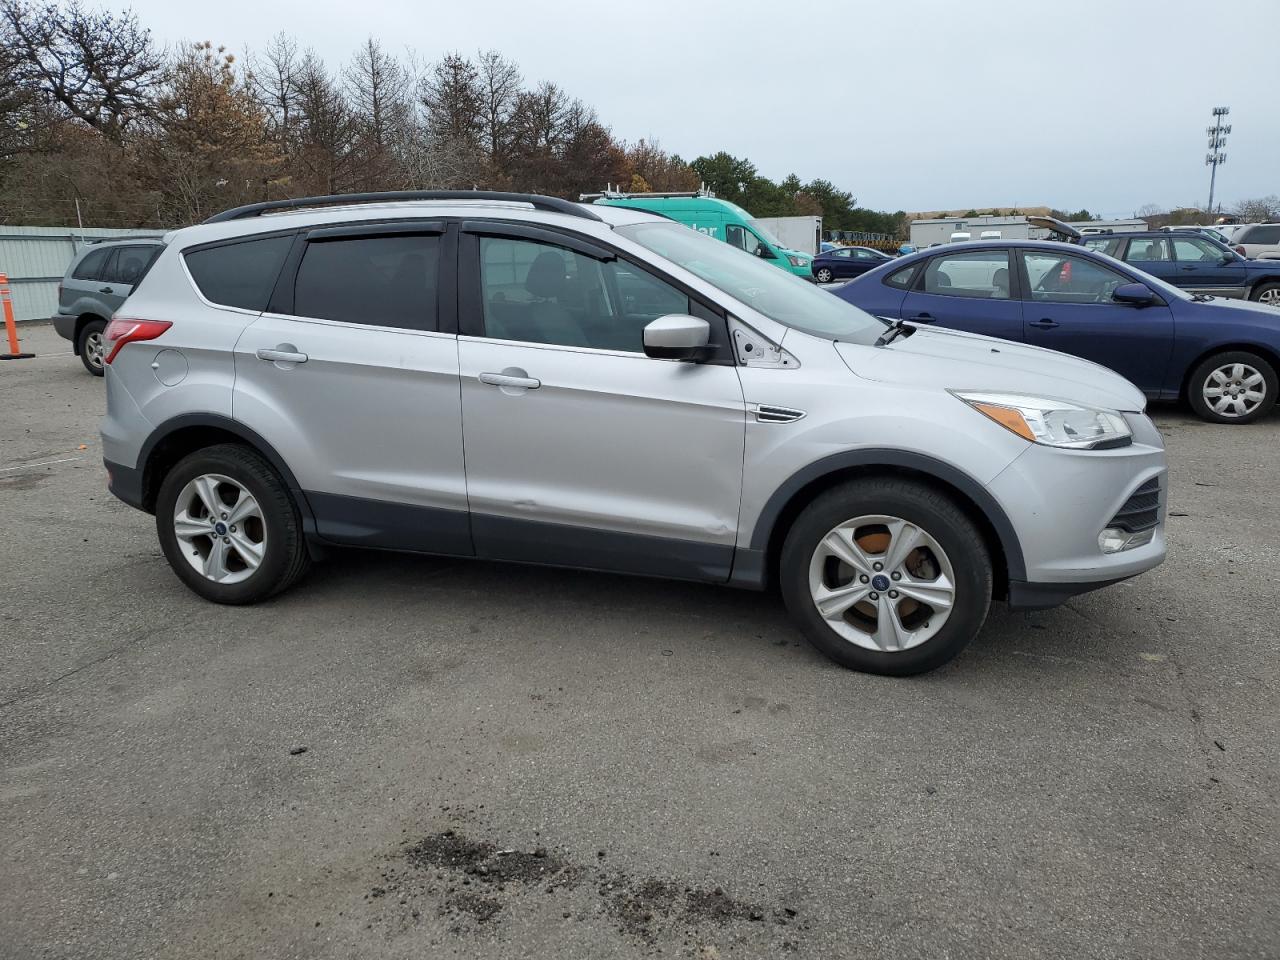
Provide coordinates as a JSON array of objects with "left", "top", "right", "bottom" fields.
[
  {"left": 922, "top": 250, "right": 1012, "bottom": 299},
  {"left": 1022, "top": 251, "right": 1127, "bottom": 304},
  {"left": 1171, "top": 237, "right": 1224, "bottom": 262},
  {"left": 292, "top": 234, "right": 439, "bottom": 329},
  {"left": 72, "top": 247, "right": 111, "bottom": 281},
  {"left": 479, "top": 236, "right": 689, "bottom": 352},
  {"left": 185, "top": 235, "right": 293, "bottom": 311},
  {"left": 885, "top": 264, "right": 917, "bottom": 288},
  {"left": 1126, "top": 237, "right": 1170, "bottom": 262},
  {"left": 1239, "top": 225, "right": 1280, "bottom": 245},
  {"left": 106, "top": 245, "right": 159, "bottom": 285}
]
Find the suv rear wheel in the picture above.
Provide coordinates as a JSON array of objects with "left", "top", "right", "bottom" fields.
[
  {"left": 156, "top": 444, "right": 310, "bottom": 603},
  {"left": 780, "top": 478, "right": 992, "bottom": 676},
  {"left": 77, "top": 318, "right": 106, "bottom": 376}
]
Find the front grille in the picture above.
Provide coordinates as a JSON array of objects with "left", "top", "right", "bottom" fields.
[{"left": 1109, "top": 477, "right": 1161, "bottom": 532}]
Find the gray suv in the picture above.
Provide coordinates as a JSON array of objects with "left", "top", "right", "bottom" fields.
[
  {"left": 100, "top": 191, "right": 1167, "bottom": 675},
  {"left": 54, "top": 239, "right": 164, "bottom": 374}
]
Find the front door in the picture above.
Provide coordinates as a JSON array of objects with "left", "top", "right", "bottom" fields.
[
  {"left": 233, "top": 222, "right": 470, "bottom": 554},
  {"left": 457, "top": 226, "right": 746, "bottom": 581},
  {"left": 901, "top": 248, "right": 1024, "bottom": 341},
  {"left": 1018, "top": 248, "right": 1174, "bottom": 395},
  {"left": 1168, "top": 234, "right": 1248, "bottom": 296}
]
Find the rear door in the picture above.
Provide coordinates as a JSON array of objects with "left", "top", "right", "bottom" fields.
[
  {"left": 102, "top": 245, "right": 160, "bottom": 311},
  {"left": 1169, "top": 234, "right": 1248, "bottom": 295},
  {"left": 1120, "top": 236, "right": 1178, "bottom": 286},
  {"left": 456, "top": 222, "right": 745, "bottom": 581},
  {"left": 233, "top": 221, "right": 470, "bottom": 555},
  {"left": 900, "top": 248, "right": 1024, "bottom": 341},
  {"left": 1018, "top": 248, "right": 1174, "bottom": 394}
]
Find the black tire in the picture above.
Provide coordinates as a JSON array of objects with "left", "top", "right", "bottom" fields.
[
  {"left": 155, "top": 443, "right": 311, "bottom": 604},
  {"left": 815, "top": 267, "right": 834, "bottom": 283},
  {"left": 1249, "top": 281, "right": 1280, "bottom": 308},
  {"left": 1185, "top": 350, "right": 1278, "bottom": 424},
  {"left": 77, "top": 318, "right": 106, "bottom": 376},
  {"left": 779, "top": 478, "right": 992, "bottom": 676}
]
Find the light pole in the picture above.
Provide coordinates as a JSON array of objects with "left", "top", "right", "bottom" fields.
[{"left": 1206, "top": 106, "right": 1230, "bottom": 216}]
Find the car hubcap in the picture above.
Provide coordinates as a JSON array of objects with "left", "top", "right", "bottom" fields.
[
  {"left": 1259, "top": 287, "right": 1280, "bottom": 306},
  {"left": 173, "top": 474, "right": 266, "bottom": 584},
  {"left": 808, "top": 515, "right": 955, "bottom": 652},
  {"left": 85, "top": 331, "right": 104, "bottom": 368},
  {"left": 1203, "top": 362, "right": 1267, "bottom": 418},
  {"left": 817, "top": 269, "right": 832, "bottom": 282}
]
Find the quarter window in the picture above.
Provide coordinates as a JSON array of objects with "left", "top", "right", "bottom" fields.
[
  {"left": 1022, "top": 251, "right": 1128, "bottom": 304},
  {"left": 292, "top": 234, "right": 440, "bottom": 329},
  {"left": 884, "top": 264, "right": 917, "bottom": 288},
  {"left": 185, "top": 235, "right": 294, "bottom": 311},
  {"left": 478, "top": 236, "right": 689, "bottom": 352},
  {"left": 922, "top": 250, "right": 1013, "bottom": 299}
]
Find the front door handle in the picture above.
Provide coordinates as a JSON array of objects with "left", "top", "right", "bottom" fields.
[
  {"left": 256, "top": 347, "right": 308, "bottom": 364},
  {"left": 910, "top": 312, "right": 935, "bottom": 323},
  {"left": 1029, "top": 318, "right": 1059, "bottom": 330},
  {"left": 479, "top": 371, "right": 541, "bottom": 389},
  {"left": 1180, "top": 266, "right": 1196, "bottom": 271}
]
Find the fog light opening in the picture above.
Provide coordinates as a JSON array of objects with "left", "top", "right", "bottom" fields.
[{"left": 1099, "top": 526, "right": 1155, "bottom": 554}]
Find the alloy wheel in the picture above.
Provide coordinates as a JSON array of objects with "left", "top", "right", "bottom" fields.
[
  {"left": 816, "top": 268, "right": 833, "bottom": 283},
  {"left": 808, "top": 514, "right": 955, "bottom": 652},
  {"left": 173, "top": 473, "right": 267, "bottom": 584},
  {"left": 1203, "top": 362, "right": 1267, "bottom": 419},
  {"left": 1258, "top": 287, "right": 1280, "bottom": 307},
  {"left": 84, "top": 331, "right": 105, "bottom": 369}
]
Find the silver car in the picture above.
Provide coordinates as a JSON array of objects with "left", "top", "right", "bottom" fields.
[
  {"left": 53, "top": 239, "right": 165, "bottom": 375},
  {"left": 100, "top": 191, "right": 1167, "bottom": 675}
]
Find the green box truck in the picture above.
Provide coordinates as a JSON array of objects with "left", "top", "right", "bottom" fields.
[{"left": 581, "top": 190, "right": 815, "bottom": 279}]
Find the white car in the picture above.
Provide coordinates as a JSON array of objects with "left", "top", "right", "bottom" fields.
[{"left": 1232, "top": 223, "right": 1280, "bottom": 261}]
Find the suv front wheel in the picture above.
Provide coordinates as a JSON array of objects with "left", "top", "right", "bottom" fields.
[
  {"left": 780, "top": 478, "right": 992, "bottom": 676},
  {"left": 156, "top": 444, "right": 311, "bottom": 604}
]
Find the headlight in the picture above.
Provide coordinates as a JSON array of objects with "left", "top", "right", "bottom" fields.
[
  {"left": 951, "top": 391, "right": 1132, "bottom": 449},
  {"left": 787, "top": 255, "right": 809, "bottom": 268}
]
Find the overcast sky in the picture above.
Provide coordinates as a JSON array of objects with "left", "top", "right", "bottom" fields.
[{"left": 125, "top": 0, "right": 1278, "bottom": 217}]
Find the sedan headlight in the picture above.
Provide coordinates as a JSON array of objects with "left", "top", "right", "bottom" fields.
[
  {"left": 787, "top": 255, "right": 809, "bottom": 268},
  {"left": 951, "top": 391, "right": 1132, "bottom": 449}
]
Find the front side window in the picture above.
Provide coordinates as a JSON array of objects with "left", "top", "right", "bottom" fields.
[
  {"left": 72, "top": 247, "right": 111, "bottom": 281},
  {"left": 185, "top": 234, "right": 294, "bottom": 311},
  {"left": 725, "top": 223, "right": 765, "bottom": 257},
  {"left": 1022, "top": 251, "right": 1127, "bottom": 304},
  {"left": 478, "top": 236, "right": 689, "bottom": 353},
  {"left": 1171, "top": 237, "right": 1224, "bottom": 263},
  {"left": 1125, "top": 237, "right": 1170, "bottom": 262},
  {"left": 922, "top": 250, "right": 1012, "bottom": 299},
  {"left": 292, "top": 234, "right": 439, "bottom": 329}
]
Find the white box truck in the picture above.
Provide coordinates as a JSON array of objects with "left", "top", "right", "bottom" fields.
[{"left": 750, "top": 216, "right": 823, "bottom": 256}]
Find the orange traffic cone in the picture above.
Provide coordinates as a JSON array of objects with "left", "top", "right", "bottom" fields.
[{"left": 1, "top": 273, "right": 35, "bottom": 360}]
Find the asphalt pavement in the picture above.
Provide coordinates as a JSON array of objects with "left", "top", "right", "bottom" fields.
[{"left": 2, "top": 321, "right": 1277, "bottom": 959}]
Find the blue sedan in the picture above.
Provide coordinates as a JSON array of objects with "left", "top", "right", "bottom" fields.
[
  {"left": 811, "top": 245, "right": 892, "bottom": 283},
  {"left": 835, "top": 240, "right": 1280, "bottom": 423}
]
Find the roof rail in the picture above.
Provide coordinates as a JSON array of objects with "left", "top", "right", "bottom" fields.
[
  {"left": 202, "top": 190, "right": 603, "bottom": 225},
  {"left": 579, "top": 183, "right": 716, "bottom": 202}
]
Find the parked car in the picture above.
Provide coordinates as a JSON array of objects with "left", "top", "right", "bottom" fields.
[
  {"left": 835, "top": 239, "right": 1280, "bottom": 424},
  {"left": 101, "top": 190, "right": 1167, "bottom": 677},
  {"left": 1232, "top": 223, "right": 1280, "bottom": 262},
  {"left": 811, "top": 245, "right": 892, "bottom": 283},
  {"left": 53, "top": 238, "right": 165, "bottom": 375},
  {"left": 1078, "top": 230, "right": 1280, "bottom": 306}
]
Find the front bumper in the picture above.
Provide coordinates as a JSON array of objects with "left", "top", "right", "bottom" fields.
[{"left": 52, "top": 314, "right": 77, "bottom": 343}]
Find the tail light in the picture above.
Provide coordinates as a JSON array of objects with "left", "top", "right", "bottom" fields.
[{"left": 103, "top": 318, "right": 171, "bottom": 364}]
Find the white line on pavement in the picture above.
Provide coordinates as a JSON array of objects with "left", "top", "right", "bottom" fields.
[{"left": 0, "top": 456, "right": 84, "bottom": 473}]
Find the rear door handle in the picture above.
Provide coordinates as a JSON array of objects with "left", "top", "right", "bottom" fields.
[
  {"left": 99, "top": 286, "right": 114, "bottom": 294},
  {"left": 479, "top": 371, "right": 540, "bottom": 389},
  {"left": 909, "top": 312, "right": 935, "bottom": 323},
  {"left": 1029, "top": 318, "right": 1059, "bottom": 330},
  {"left": 1179, "top": 266, "right": 1196, "bottom": 271},
  {"left": 256, "top": 348, "right": 308, "bottom": 363}
]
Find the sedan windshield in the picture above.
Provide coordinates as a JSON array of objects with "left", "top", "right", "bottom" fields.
[{"left": 616, "top": 222, "right": 884, "bottom": 343}]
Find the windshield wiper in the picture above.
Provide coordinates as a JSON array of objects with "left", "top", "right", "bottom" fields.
[
  {"left": 875, "top": 318, "right": 911, "bottom": 347},
  {"left": 1190, "top": 293, "right": 1215, "bottom": 302}
]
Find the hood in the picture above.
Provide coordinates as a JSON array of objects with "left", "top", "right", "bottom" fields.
[
  {"left": 835, "top": 324, "right": 1146, "bottom": 412},
  {"left": 1025, "top": 215, "right": 1082, "bottom": 241}
]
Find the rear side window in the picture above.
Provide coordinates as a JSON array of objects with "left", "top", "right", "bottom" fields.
[
  {"left": 184, "top": 235, "right": 293, "bottom": 311},
  {"left": 292, "top": 234, "right": 440, "bottom": 330},
  {"left": 71, "top": 247, "right": 111, "bottom": 281},
  {"left": 1239, "top": 225, "right": 1280, "bottom": 245},
  {"left": 106, "top": 245, "right": 160, "bottom": 285}
]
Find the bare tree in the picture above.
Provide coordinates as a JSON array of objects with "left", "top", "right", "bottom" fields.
[
  {"left": 344, "top": 38, "right": 412, "bottom": 190},
  {"left": 475, "top": 50, "right": 521, "bottom": 174},
  {"left": 1232, "top": 195, "right": 1280, "bottom": 222},
  {"left": 294, "top": 50, "right": 356, "bottom": 195},
  {"left": 421, "top": 53, "right": 483, "bottom": 149},
  {"left": 1135, "top": 203, "right": 1165, "bottom": 219},
  {"left": 1, "top": 0, "right": 162, "bottom": 142},
  {"left": 249, "top": 33, "right": 303, "bottom": 160}
]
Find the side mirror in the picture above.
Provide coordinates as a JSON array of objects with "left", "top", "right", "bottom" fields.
[
  {"left": 1220, "top": 253, "right": 1237, "bottom": 265},
  {"left": 755, "top": 246, "right": 777, "bottom": 260},
  {"left": 1113, "top": 282, "right": 1156, "bottom": 307},
  {"left": 643, "top": 315, "right": 711, "bottom": 362}
]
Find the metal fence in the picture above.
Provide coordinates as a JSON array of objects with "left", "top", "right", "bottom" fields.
[{"left": 0, "top": 226, "right": 166, "bottom": 322}]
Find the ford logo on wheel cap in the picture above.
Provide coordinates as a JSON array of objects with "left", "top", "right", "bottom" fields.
[
  {"left": 214, "top": 521, "right": 228, "bottom": 536},
  {"left": 872, "top": 574, "right": 890, "bottom": 591}
]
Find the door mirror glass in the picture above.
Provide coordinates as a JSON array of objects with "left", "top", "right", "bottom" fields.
[
  {"left": 1112, "top": 282, "right": 1156, "bottom": 306},
  {"left": 643, "top": 314, "right": 711, "bottom": 361}
]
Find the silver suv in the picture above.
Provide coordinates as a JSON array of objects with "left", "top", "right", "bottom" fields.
[
  {"left": 54, "top": 239, "right": 164, "bottom": 375},
  {"left": 100, "top": 191, "right": 1167, "bottom": 675}
]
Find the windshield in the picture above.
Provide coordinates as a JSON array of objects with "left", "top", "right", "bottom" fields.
[
  {"left": 617, "top": 221, "right": 884, "bottom": 342},
  {"left": 747, "top": 219, "right": 784, "bottom": 248}
]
